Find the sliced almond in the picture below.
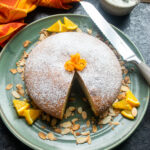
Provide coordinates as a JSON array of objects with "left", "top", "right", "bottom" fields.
[
  {"left": 76, "top": 136, "right": 88, "bottom": 144},
  {"left": 6, "top": 84, "right": 13, "bottom": 90},
  {"left": 23, "top": 40, "right": 31, "bottom": 48},
  {"left": 117, "top": 92, "right": 126, "bottom": 100},
  {"left": 82, "top": 111, "right": 87, "bottom": 120},
  {"left": 54, "top": 128, "right": 61, "bottom": 134},
  {"left": 12, "top": 91, "right": 20, "bottom": 98},
  {"left": 65, "top": 109, "right": 72, "bottom": 118},
  {"left": 17, "top": 67, "right": 24, "bottom": 73},
  {"left": 72, "top": 118, "right": 79, "bottom": 124},
  {"left": 109, "top": 121, "right": 120, "bottom": 126},
  {"left": 38, "top": 132, "right": 46, "bottom": 140},
  {"left": 81, "top": 131, "right": 90, "bottom": 136},
  {"left": 86, "top": 120, "right": 90, "bottom": 128},
  {"left": 20, "top": 59, "right": 26, "bottom": 66},
  {"left": 87, "top": 135, "right": 91, "bottom": 144},
  {"left": 10, "top": 69, "right": 17, "bottom": 74},
  {"left": 92, "top": 125, "right": 97, "bottom": 133},
  {"left": 132, "top": 107, "right": 138, "bottom": 117},
  {"left": 41, "top": 126, "right": 46, "bottom": 129},
  {"left": 75, "top": 132, "right": 81, "bottom": 136},
  {"left": 123, "top": 69, "right": 128, "bottom": 75},
  {"left": 51, "top": 118, "right": 57, "bottom": 127},
  {"left": 69, "top": 106, "right": 76, "bottom": 112},
  {"left": 99, "top": 116, "right": 112, "bottom": 125},
  {"left": 72, "top": 124, "right": 80, "bottom": 131},
  {"left": 17, "top": 89, "right": 24, "bottom": 96},
  {"left": 60, "top": 121, "right": 72, "bottom": 128},
  {"left": 23, "top": 51, "right": 29, "bottom": 58},
  {"left": 87, "top": 28, "right": 92, "bottom": 35},
  {"left": 109, "top": 107, "right": 116, "bottom": 117},
  {"left": 77, "top": 107, "right": 82, "bottom": 114},
  {"left": 124, "top": 76, "right": 131, "bottom": 84},
  {"left": 16, "top": 84, "right": 23, "bottom": 90},
  {"left": 120, "top": 85, "right": 129, "bottom": 92},
  {"left": 61, "top": 128, "right": 71, "bottom": 135},
  {"left": 47, "top": 132, "right": 57, "bottom": 141}
]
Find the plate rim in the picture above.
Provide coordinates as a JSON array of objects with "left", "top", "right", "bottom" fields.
[{"left": 0, "top": 14, "right": 149, "bottom": 150}]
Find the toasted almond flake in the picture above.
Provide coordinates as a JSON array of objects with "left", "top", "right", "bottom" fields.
[
  {"left": 69, "top": 97, "right": 76, "bottom": 101},
  {"left": 47, "top": 132, "right": 57, "bottom": 141},
  {"left": 109, "top": 107, "right": 116, "bottom": 117},
  {"left": 76, "top": 28, "right": 82, "bottom": 33},
  {"left": 69, "top": 106, "right": 76, "bottom": 112},
  {"left": 20, "top": 59, "right": 26, "bottom": 66},
  {"left": 23, "top": 40, "right": 31, "bottom": 48},
  {"left": 87, "top": 28, "right": 92, "bottom": 35},
  {"left": 21, "top": 73, "right": 24, "bottom": 81},
  {"left": 75, "top": 132, "right": 81, "bottom": 136},
  {"left": 86, "top": 120, "right": 90, "bottom": 128},
  {"left": 54, "top": 128, "right": 61, "bottom": 134},
  {"left": 6, "top": 84, "right": 13, "bottom": 90},
  {"left": 82, "top": 127, "right": 86, "bottom": 131},
  {"left": 132, "top": 107, "right": 138, "bottom": 117},
  {"left": 60, "top": 121, "right": 72, "bottom": 128},
  {"left": 120, "top": 85, "right": 129, "bottom": 92},
  {"left": 124, "top": 76, "right": 131, "bottom": 84},
  {"left": 81, "top": 131, "right": 90, "bottom": 136},
  {"left": 72, "top": 118, "right": 79, "bottom": 124},
  {"left": 87, "top": 135, "right": 91, "bottom": 144},
  {"left": 61, "top": 128, "right": 71, "bottom": 135},
  {"left": 51, "top": 118, "right": 57, "bottom": 126},
  {"left": 119, "top": 61, "right": 125, "bottom": 66},
  {"left": 82, "top": 111, "right": 87, "bottom": 120},
  {"left": 77, "top": 107, "right": 82, "bottom": 114},
  {"left": 38, "top": 132, "right": 46, "bottom": 140},
  {"left": 16, "top": 84, "right": 23, "bottom": 90},
  {"left": 23, "top": 51, "right": 29, "bottom": 58},
  {"left": 76, "top": 136, "right": 88, "bottom": 144},
  {"left": 117, "top": 92, "right": 126, "bottom": 100},
  {"left": 65, "top": 109, "right": 72, "bottom": 118},
  {"left": 12, "top": 91, "right": 20, "bottom": 98},
  {"left": 10, "top": 69, "right": 17, "bottom": 74},
  {"left": 17, "top": 89, "right": 24, "bottom": 96},
  {"left": 109, "top": 121, "right": 120, "bottom": 125},
  {"left": 72, "top": 124, "right": 80, "bottom": 131},
  {"left": 99, "top": 116, "right": 112, "bottom": 125},
  {"left": 92, "top": 125, "right": 97, "bottom": 133},
  {"left": 17, "top": 67, "right": 24, "bottom": 73}
]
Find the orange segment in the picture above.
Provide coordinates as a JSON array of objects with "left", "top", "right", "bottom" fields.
[
  {"left": 113, "top": 99, "right": 132, "bottom": 110},
  {"left": 64, "top": 17, "right": 78, "bottom": 30},
  {"left": 64, "top": 60, "right": 75, "bottom": 72},
  {"left": 75, "top": 59, "right": 87, "bottom": 71},
  {"left": 13, "top": 99, "right": 30, "bottom": 117},
  {"left": 24, "top": 109, "right": 42, "bottom": 125},
  {"left": 47, "top": 20, "right": 63, "bottom": 32},
  {"left": 121, "top": 110, "right": 134, "bottom": 120},
  {"left": 62, "top": 24, "right": 68, "bottom": 32},
  {"left": 126, "top": 90, "right": 140, "bottom": 107},
  {"left": 71, "top": 53, "right": 80, "bottom": 64}
]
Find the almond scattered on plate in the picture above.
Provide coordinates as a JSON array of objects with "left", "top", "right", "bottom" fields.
[
  {"left": 6, "top": 84, "right": 13, "bottom": 90},
  {"left": 23, "top": 40, "right": 31, "bottom": 48},
  {"left": 76, "top": 136, "right": 88, "bottom": 144},
  {"left": 82, "top": 111, "right": 87, "bottom": 120},
  {"left": 38, "top": 132, "right": 46, "bottom": 140},
  {"left": 12, "top": 91, "right": 21, "bottom": 99},
  {"left": 60, "top": 121, "right": 72, "bottom": 128},
  {"left": 10, "top": 69, "right": 17, "bottom": 74},
  {"left": 72, "top": 124, "right": 80, "bottom": 131},
  {"left": 47, "top": 132, "right": 57, "bottom": 141}
]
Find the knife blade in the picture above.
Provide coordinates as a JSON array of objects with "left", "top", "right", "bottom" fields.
[{"left": 80, "top": 1, "right": 150, "bottom": 85}]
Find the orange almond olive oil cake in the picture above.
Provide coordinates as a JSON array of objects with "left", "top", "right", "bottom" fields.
[{"left": 24, "top": 32, "right": 122, "bottom": 119}]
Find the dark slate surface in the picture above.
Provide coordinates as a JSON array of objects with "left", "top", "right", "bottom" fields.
[{"left": 0, "top": 1, "right": 150, "bottom": 150}]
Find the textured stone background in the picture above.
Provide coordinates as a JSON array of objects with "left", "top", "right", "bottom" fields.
[{"left": 0, "top": 1, "right": 150, "bottom": 150}]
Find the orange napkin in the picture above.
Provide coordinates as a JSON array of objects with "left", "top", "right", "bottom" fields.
[{"left": 0, "top": 0, "right": 79, "bottom": 47}]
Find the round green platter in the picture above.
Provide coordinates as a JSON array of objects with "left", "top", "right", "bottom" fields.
[{"left": 0, "top": 14, "right": 149, "bottom": 150}]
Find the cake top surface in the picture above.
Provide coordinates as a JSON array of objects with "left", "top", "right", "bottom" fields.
[{"left": 25, "top": 32, "right": 122, "bottom": 117}]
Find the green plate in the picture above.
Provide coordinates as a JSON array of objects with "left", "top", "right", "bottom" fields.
[{"left": 0, "top": 14, "right": 149, "bottom": 150}]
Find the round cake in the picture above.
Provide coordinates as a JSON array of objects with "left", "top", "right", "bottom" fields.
[{"left": 25, "top": 32, "right": 122, "bottom": 119}]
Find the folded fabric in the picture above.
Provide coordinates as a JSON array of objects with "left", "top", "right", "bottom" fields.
[{"left": 0, "top": 0, "right": 79, "bottom": 47}]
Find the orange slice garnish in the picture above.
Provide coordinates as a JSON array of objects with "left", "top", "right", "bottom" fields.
[
  {"left": 121, "top": 110, "right": 134, "bottom": 120},
  {"left": 64, "top": 17, "right": 78, "bottom": 30}
]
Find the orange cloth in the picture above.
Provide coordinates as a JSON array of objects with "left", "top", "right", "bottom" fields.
[{"left": 0, "top": 0, "right": 79, "bottom": 47}]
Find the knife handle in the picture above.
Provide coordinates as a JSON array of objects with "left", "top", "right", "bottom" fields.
[{"left": 136, "top": 62, "right": 150, "bottom": 85}]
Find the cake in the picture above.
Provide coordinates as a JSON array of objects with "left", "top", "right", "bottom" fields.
[{"left": 24, "top": 32, "right": 122, "bottom": 119}]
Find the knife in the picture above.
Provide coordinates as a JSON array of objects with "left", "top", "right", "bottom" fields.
[{"left": 80, "top": 1, "right": 150, "bottom": 85}]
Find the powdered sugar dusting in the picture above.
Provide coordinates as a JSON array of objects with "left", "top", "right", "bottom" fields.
[{"left": 25, "top": 32, "right": 122, "bottom": 118}]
